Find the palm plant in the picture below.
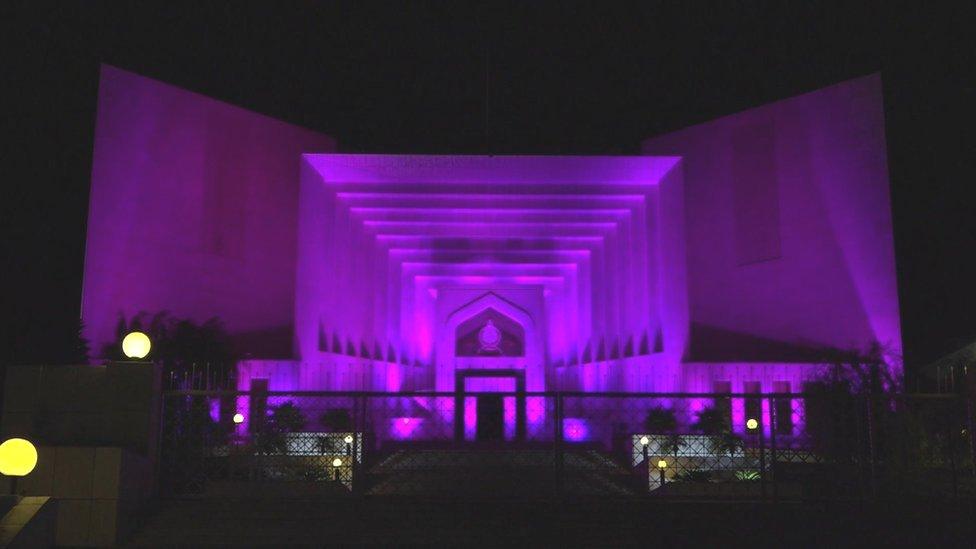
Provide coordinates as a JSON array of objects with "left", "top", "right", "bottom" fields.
[
  {"left": 644, "top": 407, "right": 677, "bottom": 433},
  {"left": 691, "top": 407, "right": 728, "bottom": 435},
  {"left": 692, "top": 406, "right": 742, "bottom": 457},
  {"left": 644, "top": 406, "right": 684, "bottom": 457},
  {"left": 711, "top": 432, "right": 744, "bottom": 458},
  {"left": 254, "top": 401, "right": 306, "bottom": 454}
]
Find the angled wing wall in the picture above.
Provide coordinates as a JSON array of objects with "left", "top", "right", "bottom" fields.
[
  {"left": 81, "top": 65, "right": 335, "bottom": 358},
  {"left": 643, "top": 74, "right": 901, "bottom": 371}
]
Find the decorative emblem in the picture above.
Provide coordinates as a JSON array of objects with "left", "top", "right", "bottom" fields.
[{"left": 477, "top": 319, "right": 502, "bottom": 353}]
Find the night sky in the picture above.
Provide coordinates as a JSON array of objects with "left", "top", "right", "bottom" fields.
[{"left": 3, "top": 2, "right": 974, "bottom": 381}]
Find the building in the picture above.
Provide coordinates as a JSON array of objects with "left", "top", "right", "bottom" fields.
[{"left": 81, "top": 65, "right": 901, "bottom": 440}]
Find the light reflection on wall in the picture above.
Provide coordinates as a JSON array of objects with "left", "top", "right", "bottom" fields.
[
  {"left": 391, "top": 417, "right": 423, "bottom": 439},
  {"left": 562, "top": 418, "right": 589, "bottom": 442}
]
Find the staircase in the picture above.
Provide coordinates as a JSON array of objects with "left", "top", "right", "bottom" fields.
[
  {"left": 127, "top": 447, "right": 646, "bottom": 545},
  {"left": 364, "top": 447, "right": 642, "bottom": 496}
]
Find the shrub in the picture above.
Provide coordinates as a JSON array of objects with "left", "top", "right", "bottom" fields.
[
  {"left": 319, "top": 409, "right": 353, "bottom": 432},
  {"left": 644, "top": 407, "right": 677, "bottom": 434},
  {"left": 735, "top": 470, "right": 761, "bottom": 482},
  {"left": 673, "top": 470, "right": 713, "bottom": 483},
  {"left": 254, "top": 401, "right": 306, "bottom": 454}
]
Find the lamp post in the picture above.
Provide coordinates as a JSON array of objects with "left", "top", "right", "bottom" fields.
[
  {"left": 747, "top": 417, "right": 766, "bottom": 499},
  {"left": 657, "top": 459, "right": 667, "bottom": 487},
  {"left": 639, "top": 436, "right": 650, "bottom": 486},
  {"left": 332, "top": 457, "right": 343, "bottom": 482},
  {"left": 0, "top": 438, "right": 38, "bottom": 496}
]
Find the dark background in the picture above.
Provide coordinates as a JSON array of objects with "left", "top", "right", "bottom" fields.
[{"left": 2, "top": 1, "right": 974, "bottom": 384}]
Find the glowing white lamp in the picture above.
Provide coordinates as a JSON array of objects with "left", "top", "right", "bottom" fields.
[
  {"left": 746, "top": 418, "right": 759, "bottom": 431},
  {"left": 344, "top": 435, "right": 353, "bottom": 444},
  {"left": 233, "top": 413, "right": 245, "bottom": 424},
  {"left": 639, "top": 436, "right": 650, "bottom": 446},
  {"left": 657, "top": 459, "right": 668, "bottom": 470},
  {"left": 122, "top": 331, "right": 151, "bottom": 359},
  {"left": 332, "top": 457, "right": 343, "bottom": 467}
]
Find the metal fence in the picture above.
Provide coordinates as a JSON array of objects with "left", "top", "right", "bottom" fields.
[{"left": 158, "top": 390, "right": 976, "bottom": 500}]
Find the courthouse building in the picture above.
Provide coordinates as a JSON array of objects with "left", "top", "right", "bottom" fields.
[{"left": 81, "top": 66, "right": 901, "bottom": 440}]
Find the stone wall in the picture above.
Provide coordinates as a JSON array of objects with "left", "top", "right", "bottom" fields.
[{"left": 1, "top": 362, "right": 159, "bottom": 546}]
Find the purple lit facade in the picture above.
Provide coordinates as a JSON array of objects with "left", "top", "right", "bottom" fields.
[{"left": 82, "top": 67, "right": 901, "bottom": 440}]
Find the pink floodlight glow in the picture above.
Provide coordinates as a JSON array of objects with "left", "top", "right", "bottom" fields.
[
  {"left": 464, "top": 397, "right": 477, "bottom": 440},
  {"left": 504, "top": 397, "right": 517, "bottom": 440},
  {"left": 563, "top": 418, "right": 590, "bottom": 442},
  {"left": 391, "top": 417, "right": 423, "bottom": 439},
  {"left": 208, "top": 399, "right": 220, "bottom": 423},
  {"left": 731, "top": 398, "right": 746, "bottom": 435},
  {"left": 233, "top": 396, "right": 250, "bottom": 435}
]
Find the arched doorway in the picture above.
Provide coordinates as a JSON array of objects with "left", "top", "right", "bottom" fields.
[{"left": 437, "top": 291, "right": 544, "bottom": 442}]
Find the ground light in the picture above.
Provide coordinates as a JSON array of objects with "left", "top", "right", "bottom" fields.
[
  {"left": 0, "top": 438, "right": 38, "bottom": 495},
  {"left": 122, "top": 331, "right": 151, "bottom": 359}
]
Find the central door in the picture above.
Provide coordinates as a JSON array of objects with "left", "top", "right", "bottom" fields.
[
  {"left": 476, "top": 394, "right": 505, "bottom": 441},
  {"left": 454, "top": 370, "right": 527, "bottom": 442}
]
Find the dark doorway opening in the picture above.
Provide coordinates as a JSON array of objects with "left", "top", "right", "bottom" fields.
[
  {"left": 476, "top": 394, "right": 505, "bottom": 441},
  {"left": 454, "top": 369, "right": 526, "bottom": 442}
]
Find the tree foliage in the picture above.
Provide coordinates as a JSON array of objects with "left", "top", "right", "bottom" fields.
[{"left": 104, "top": 312, "right": 235, "bottom": 372}]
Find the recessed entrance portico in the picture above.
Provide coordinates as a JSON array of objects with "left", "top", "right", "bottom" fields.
[{"left": 454, "top": 369, "right": 526, "bottom": 441}]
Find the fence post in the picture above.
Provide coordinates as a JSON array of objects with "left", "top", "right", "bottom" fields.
[
  {"left": 852, "top": 392, "right": 865, "bottom": 501},
  {"left": 769, "top": 395, "right": 778, "bottom": 503},
  {"left": 351, "top": 396, "right": 361, "bottom": 496},
  {"left": 758, "top": 407, "right": 767, "bottom": 502},
  {"left": 967, "top": 393, "right": 976, "bottom": 478},
  {"left": 947, "top": 411, "right": 958, "bottom": 500},
  {"left": 554, "top": 393, "right": 564, "bottom": 494},
  {"left": 865, "top": 394, "right": 877, "bottom": 500},
  {"left": 356, "top": 395, "right": 369, "bottom": 495},
  {"left": 154, "top": 391, "right": 167, "bottom": 498}
]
